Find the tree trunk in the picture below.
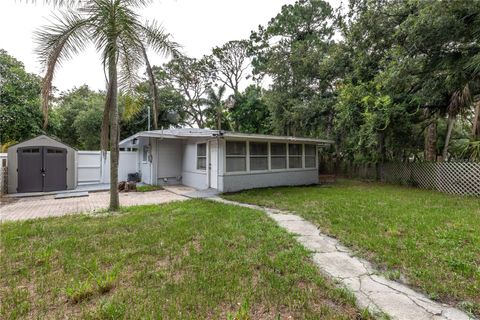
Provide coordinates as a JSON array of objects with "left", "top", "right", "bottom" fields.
[
  {"left": 108, "top": 52, "right": 120, "bottom": 211},
  {"left": 143, "top": 47, "right": 159, "bottom": 130},
  {"left": 217, "top": 107, "right": 222, "bottom": 130},
  {"left": 473, "top": 100, "right": 480, "bottom": 140},
  {"left": 425, "top": 116, "right": 437, "bottom": 162},
  {"left": 376, "top": 132, "right": 385, "bottom": 181},
  {"left": 442, "top": 114, "right": 455, "bottom": 161}
]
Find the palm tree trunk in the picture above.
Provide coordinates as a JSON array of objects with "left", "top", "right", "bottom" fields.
[
  {"left": 425, "top": 115, "right": 437, "bottom": 162},
  {"left": 217, "top": 107, "right": 221, "bottom": 130},
  {"left": 108, "top": 52, "right": 120, "bottom": 211},
  {"left": 442, "top": 114, "right": 455, "bottom": 161},
  {"left": 142, "top": 46, "right": 159, "bottom": 130},
  {"left": 473, "top": 100, "right": 480, "bottom": 140}
]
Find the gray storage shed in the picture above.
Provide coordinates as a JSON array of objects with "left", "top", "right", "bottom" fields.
[{"left": 8, "top": 135, "right": 77, "bottom": 194}]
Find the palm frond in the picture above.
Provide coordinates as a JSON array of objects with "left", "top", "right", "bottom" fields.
[
  {"left": 121, "top": 0, "right": 154, "bottom": 8},
  {"left": 448, "top": 83, "right": 472, "bottom": 116},
  {"left": 117, "top": 31, "right": 144, "bottom": 93},
  {"left": 141, "top": 20, "right": 181, "bottom": 57},
  {"left": 35, "top": 11, "right": 91, "bottom": 128},
  {"left": 121, "top": 93, "right": 144, "bottom": 121}
]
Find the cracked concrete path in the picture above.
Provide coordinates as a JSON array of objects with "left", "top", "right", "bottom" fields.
[{"left": 212, "top": 197, "right": 474, "bottom": 320}]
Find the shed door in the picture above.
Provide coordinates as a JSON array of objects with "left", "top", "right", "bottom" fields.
[
  {"left": 43, "top": 147, "right": 67, "bottom": 192},
  {"left": 18, "top": 147, "right": 43, "bottom": 192},
  {"left": 17, "top": 146, "right": 67, "bottom": 193}
]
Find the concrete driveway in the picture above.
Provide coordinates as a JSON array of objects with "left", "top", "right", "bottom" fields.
[{"left": 0, "top": 190, "right": 187, "bottom": 222}]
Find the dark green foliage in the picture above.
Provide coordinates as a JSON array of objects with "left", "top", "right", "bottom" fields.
[
  {"left": 250, "top": 0, "right": 337, "bottom": 137},
  {"left": 55, "top": 85, "right": 105, "bottom": 149},
  {"left": 230, "top": 85, "right": 271, "bottom": 134},
  {"left": 0, "top": 49, "right": 43, "bottom": 147}
]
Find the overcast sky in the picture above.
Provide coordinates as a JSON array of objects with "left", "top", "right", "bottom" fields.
[{"left": 0, "top": 0, "right": 339, "bottom": 92}]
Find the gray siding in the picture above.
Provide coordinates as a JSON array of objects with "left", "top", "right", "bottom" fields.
[
  {"left": 219, "top": 169, "right": 318, "bottom": 193},
  {"left": 156, "top": 139, "right": 183, "bottom": 185},
  {"left": 7, "top": 135, "right": 77, "bottom": 194}
]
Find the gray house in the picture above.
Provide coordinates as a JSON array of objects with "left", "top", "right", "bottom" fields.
[{"left": 119, "top": 129, "right": 333, "bottom": 193}]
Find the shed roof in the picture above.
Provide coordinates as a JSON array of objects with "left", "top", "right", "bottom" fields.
[
  {"left": 119, "top": 128, "right": 334, "bottom": 148},
  {"left": 7, "top": 134, "right": 77, "bottom": 151}
]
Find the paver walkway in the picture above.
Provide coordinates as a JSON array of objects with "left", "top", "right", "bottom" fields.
[
  {"left": 213, "top": 197, "right": 474, "bottom": 320},
  {"left": 0, "top": 190, "right": 187, "bottom": 222}
]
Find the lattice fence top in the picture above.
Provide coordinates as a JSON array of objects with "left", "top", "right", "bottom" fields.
[
  {"left": 383, "top": 162, "right": 480, "bottom": 197},
  {"left": 333, "top": 161, "right": 480, "bottom": 197}
]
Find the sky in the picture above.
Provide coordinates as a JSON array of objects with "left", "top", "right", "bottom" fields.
[{"left": 0, "top": 0, "right": 339, "bottom": 92}]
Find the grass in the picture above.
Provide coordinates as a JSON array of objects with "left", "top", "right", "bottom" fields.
[
  {"left": 223, "top": 180, "right": 480, "bottom": 317},
  {"left": 136, "top": 184, "right": 164, "bottom": 192},
  {"left": 0, "top": 199, "right": 370, "bottom": 319}
]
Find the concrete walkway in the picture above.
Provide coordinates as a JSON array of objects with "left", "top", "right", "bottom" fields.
[
  {"left": 212, "top": 197, "right": 474, "bottom": 320},
  {"left": 0, "top": 190, "right": 187, "bottom": 222}
]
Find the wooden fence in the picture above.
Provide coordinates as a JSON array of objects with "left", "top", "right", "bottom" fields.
[{"left": 328, "top": 161, "right": 480, "bottom": 197}]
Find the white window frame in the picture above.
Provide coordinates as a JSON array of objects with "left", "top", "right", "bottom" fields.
[
  {"left": 226, "top": 140, "right": 247, "bottom": 173},
  {"left": 196, "top": 142, "right": 207, "bottom": 171},
  {"left": 142, "top": 145, "right": 149, "bottom": 163},
  {"left": 223, "top": 139, "right": 319, "bottom": 176},
  {"left": 304, "top": 144, "right": 317, "bottom": 168},
  {"left": 270, "top": 142, "right": 287, "bottom": 171},
  {"left": 288, "top": 143, "right": 303, "bottom": 169},
  {"left": 249, "top": 141, "right": 268, "bottom": 171}
]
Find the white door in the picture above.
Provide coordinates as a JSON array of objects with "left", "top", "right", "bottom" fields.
[
  {"left": 209, "top": 140, "right": 218, "bottom": 189},
  {"left": 140, "top": 145, "right": 152, "bottom": 184}
]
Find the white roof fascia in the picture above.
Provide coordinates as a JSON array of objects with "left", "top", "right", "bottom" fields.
[{"left": 222, "top": 132, "right": 334, "bottom": 145}]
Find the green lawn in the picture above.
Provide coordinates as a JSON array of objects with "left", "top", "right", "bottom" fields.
[
  {"left": 0, "top": 200, "right": 368, "bottom": 319},
  {"left": 136, "top": 184, "right": 164, "bottom": 192},
  {"left": 223, "top": 180, "right": 480, "bottom": 317}
]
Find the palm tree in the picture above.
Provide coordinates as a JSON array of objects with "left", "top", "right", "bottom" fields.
[
  {"left": 35, "top": 0, "right": 178, "bottom": 210},
  {"left": 205, "top": 85, "right": 227, "bottom": 130}
]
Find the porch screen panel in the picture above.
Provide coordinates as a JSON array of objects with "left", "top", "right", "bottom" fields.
[
  {"left": 305, "top": 144, "right": 316, "bottom": 168},
  {"left": 270, "top": 143, "right": 286, "bottom": 169},
  {"left": 226, "top": 141, "right": 246, "bottom": 172},
  {"left": 250, "top": 142, "right": 268, "bottom": 171},
  {"left": 289, "top": 144, "right": 302, "bottom": 168}
]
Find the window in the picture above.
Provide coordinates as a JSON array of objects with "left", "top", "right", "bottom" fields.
[
  {"left": 22, "top": 148, "right": 40, "bottom": 153},
  {"left": 196, "top": 143, "right": 207, "bottom": 170},
  {"left": 47, "top": 149, "right": 63, "bottom": 154},
  {"left": 142, "top": 145, "right": 148, "bottom": 162},
  {"left": 249, "top": 142, "right": 268, "bottom": 171},
  {"left": 226, "top": 141, "right": 246, "bottom": 172},
  {"left": 270, "top": 143, "right": 286, "bottom": 169},
  {"left": 305, "top": 144, "right": 316, "bottom": 168},
  {"left": 288, "top": 144, "right": 302, "bottom": 168}
]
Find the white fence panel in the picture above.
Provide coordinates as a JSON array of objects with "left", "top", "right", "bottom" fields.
[
  {"left": 78, "top": 151, "right": 137, "bottom": 185},
  {"left": 78, "top": 151, "right": 102, "bottom": 185},
  {"left": 100, "top": 152, "right": 138, "bottom": 184},
  {"left": 0, "top": 153, "right": 7, "bottom": 167}
]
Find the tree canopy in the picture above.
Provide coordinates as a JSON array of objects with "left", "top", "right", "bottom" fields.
[{"left": 3, "top": 0, "right": 480, "bottom": 162}]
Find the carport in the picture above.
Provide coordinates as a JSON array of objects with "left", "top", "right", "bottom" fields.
[{"left": 7, "top": 135, "right": 77, "bottom": 194}]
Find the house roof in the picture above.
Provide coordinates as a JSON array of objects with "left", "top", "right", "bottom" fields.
[{"left": 119, "top": 128, "right": 334, "bottom": 148}]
